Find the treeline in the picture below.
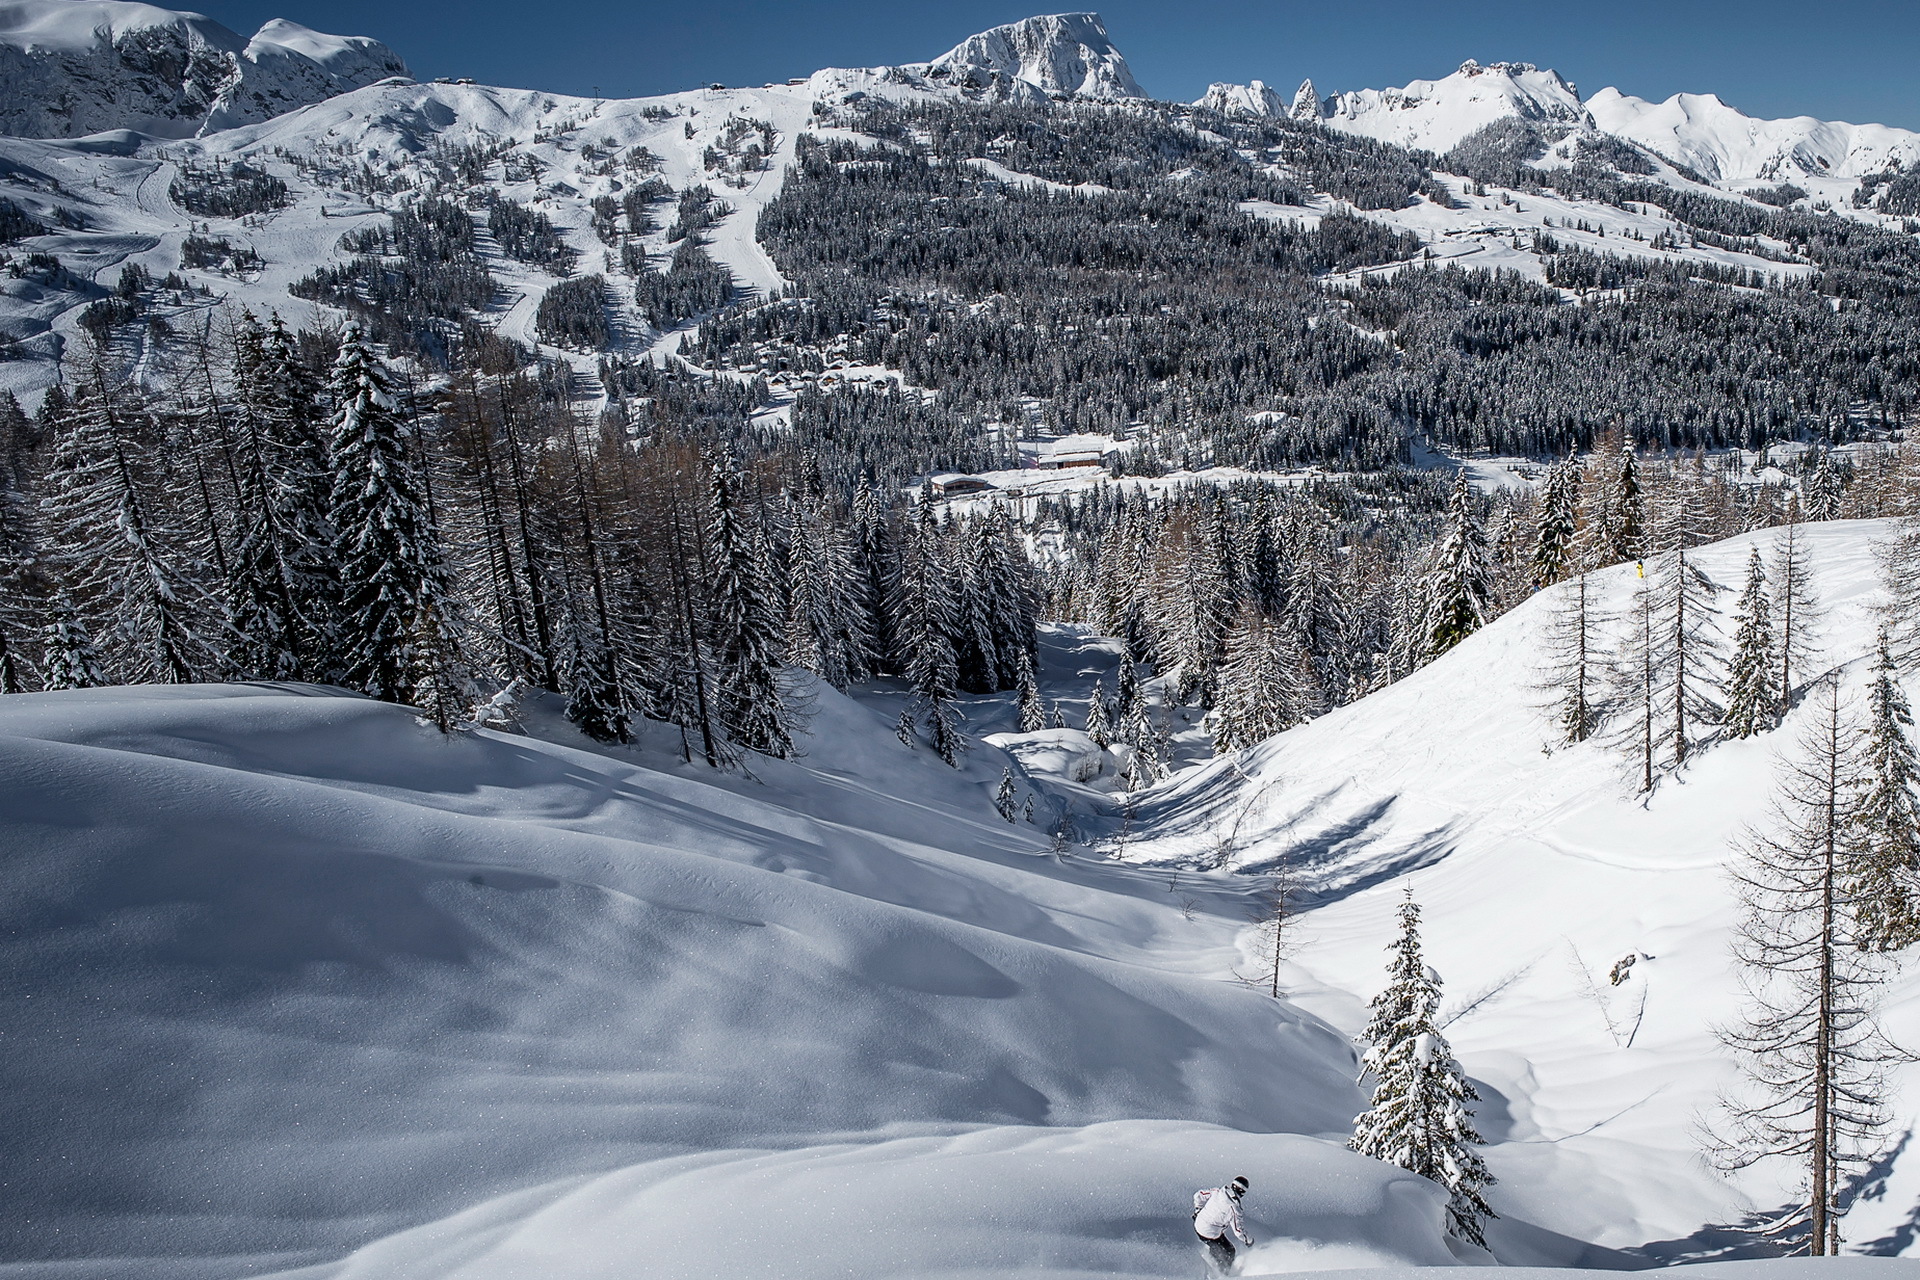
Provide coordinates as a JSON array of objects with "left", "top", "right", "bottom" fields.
[
  {"left": 0, "top": 318, "right": 1039, "bottom": 770},
  {"left": 1030, "top": 432, "right": 1914, "bottom": 762}
]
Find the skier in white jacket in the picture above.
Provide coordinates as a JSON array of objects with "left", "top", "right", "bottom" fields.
[{"left": 1192, "top": 1175, "right": 1253, "bottom": 1274}]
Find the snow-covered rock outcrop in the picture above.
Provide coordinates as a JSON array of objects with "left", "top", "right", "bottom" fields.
[
  {"left": 1196, "top": 77, "right": 1322, "bottom": 123},
  {"left": 1587, "top": 85, "right": 1920, "bottom": 183},
  {"left": 1319, "top": 60, "right": 1591, "bottom": 154},
  {"left": 1197, "top": 78, "right": 1285, "bottom": 118},
  {"left": 0, "top": 0, "right": 407, "bottom": 139},
  {"left": 914, "top": 12, "right": 1142, "bottom": 102}
]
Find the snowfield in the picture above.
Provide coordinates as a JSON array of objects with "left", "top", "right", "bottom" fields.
[
  {"left": 1125, "top": 519, "right": 1920, "bottom": 1263},
  {"left": 4, "top": 525, "right": 1920, "bottom": 1276},
  {"left": 0, "top": 668, "right": 1404, "bottom": 1278}
]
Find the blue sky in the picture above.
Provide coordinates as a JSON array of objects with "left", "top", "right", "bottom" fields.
[{"left": 203, "top": 1, "right": 1920, "bottom": 130}]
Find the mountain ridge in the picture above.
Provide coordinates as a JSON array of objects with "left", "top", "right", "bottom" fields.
[{"left": 0, "top": 0, "right": 406, "bottom": 138}]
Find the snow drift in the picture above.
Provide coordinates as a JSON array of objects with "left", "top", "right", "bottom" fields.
[{"left": 0, "top": 676, "right": 1407, "bottom": 1277}]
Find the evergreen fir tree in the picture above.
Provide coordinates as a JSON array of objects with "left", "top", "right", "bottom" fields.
[
  {"left": 40, "top": 596, "right": 105, "bottom": 690},
  {"left": 39, "top": 350, "right": 212, "bottom": 685},
  {"left": 994, "top": 767, "right": 1019, "bottom": 822},
  {"left": 1350, "top": 891, "right": 1497, "bottom": 1248},
  {"left": 891, "top": 484, "right": 964, "bottom": 765},
  {"left": 1530, "top": 452, "right": 1579, "bottom": 589},
  {"left": 230, "top": 312, "right": 341, "bottom": 681},
  {"left": 706, "top": 452, "right": 793, "bottom": 759},
  {"left": 1085, "top": 675, "right": 1112, "bottom": 748},
  {"left": 1016, "top": 647, "right": 1046, "bottom": 733},
  {"left": 561, "top": 597, "right": 631, "bottom": 744},
  {"left": 1422, "top": 471, "right": 1494, "bottom": 660},
  {"left": 1211, "top": 607, "right": 1307, "bottom": 754},
  {"left": 1725, "top": 547, "right": 1780, "bottom": 739},
  {"left": 327, "top": 323, "right": 460, "bottom": 708},
  {"left": 1848, "top": 632, "right": 1920, "bottom": 951},
  {"left": 1612, "top": 434, "right": 1647, "bottom": 565}
]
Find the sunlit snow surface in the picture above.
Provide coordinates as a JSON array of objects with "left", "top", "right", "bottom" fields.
[
  {"left": 6, "top": 525, "right": 1920, "bottom": 1277},
  {"left": 1123, "top": 520, "right": 1920, "bottom": 1263}
]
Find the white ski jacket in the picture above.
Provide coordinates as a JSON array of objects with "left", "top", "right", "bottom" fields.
[{"left": 1192, "top": 1187, "right": 1251, "bottom": 1244}]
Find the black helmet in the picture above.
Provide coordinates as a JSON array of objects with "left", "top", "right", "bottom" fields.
[{"left": 1229, "top": 1176, "right": 1249, "bottom": 1196}]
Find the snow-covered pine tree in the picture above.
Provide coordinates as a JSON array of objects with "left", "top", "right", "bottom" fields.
[
  {"left": 1211, "top": 607, "right": 1309, "bottom": 754},
  {"left": 1803, "top": 448, "right": 1842, "bottom": 522},
  {"left": 560, "top": 594, "right": 631, "bottom": 744},
  {"left": 327, "top": 322, "right": 463, "bottom": 709},
  {"left": 1085, "top": 675, "right": 1112, "bottom": 749},
  {"left": 1725, "top": 547, "right": 1780, "bottom": 739},
  {"left": 1773, "top": 521, "right": 1826, "bottom": 696},
  {"left": 1575, "top": 432, "right": 1646, "bottom": 571},
  {"left": 1422, "top": 471, "right": 1494, "bottom": 660},
  {"left": 1016, "top": 647, "right": 1046, "bottom": 733},
  {"left": 1154, "top": 516, "right": 1232, "bottom": 706},
  {"left": 40, "top": 596, "right": 105, "bottom": 690},
  {"left": 994, "top": 767, "right": 1019, "bottom": 822},
  {"left": 1847, "top": 632, "right": 1920, "bottom": 951},
  {"left": 1714, "top": 680, "right": 1892, "bottom": 1255},
  {"left": 406, "top": 582, "right": 470, "bottom": 733},
  {"left": 1875, "top": 505, "right": 1920, "bottom": 671},
  {"left": 953, "top": 520, "right": 1002, "bottom": 695},
  {"left": 1350, "top": 891, "right": 1497, "bottom": 1248},
  {"left": 851, "top": 476, "right": 896, "bottom": 672},
  {"left": 226, "top": 313, "right": 320, "bottom": 680},
  {"left": 990, "top": 505, "right": 1039, "bottom": 687},
  {"left": 891, "top": 484, "right": 964, "bottom": 765},
  {"left": 781, "top": 499, "right": 828, "bottom": 681},
  {"left": 1530, "top": 452, "right": 1580, "bottom": 589},
  {"left": 706, "top": 451, "right": 793, "bottom": 759},
  {"left": 257, "top": 313, "right": 343, "bottom": 675},
  {"left": 39, "top": 344, "right": 214, "bottom": 685}
]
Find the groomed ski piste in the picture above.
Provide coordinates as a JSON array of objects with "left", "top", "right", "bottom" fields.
[{"left": 4, "top": 521, "right": 1920, "bottom": 1278}]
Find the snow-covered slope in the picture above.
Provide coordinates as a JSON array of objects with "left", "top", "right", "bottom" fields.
[
  {"left": 1127, "top": 520, "right": 1920, "bottom": 1258},
  {"left": 0, "top": 72, "right": 823, "bottom": 397},
  {"left": 1586, "top": 87, "right": 1920, "bottom": 184},
  {"left": 1316, "top": 61, "right": 1591, "bottom": 155},
  {"left": 0, "top": 0, "right": 406, "bottom": 139},
  {"left": 912, "top": 12, "right": 1142, "bottom": 102},
  {"left": 0, "top": 660, "right": 1467, "bottom": 1277}
]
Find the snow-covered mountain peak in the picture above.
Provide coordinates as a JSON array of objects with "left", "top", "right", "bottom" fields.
[
  {"left": 1586, "top": 83, "right": 1920, "bottom": 182},
  {"left": 1197, "top": 79, "right": 1284, "bottom": 118},
  {"left": 1290, "top": 78, "right": 1320, "bottom": 121},
  {"left": 0, "top": 0, "right": 406, "bottom": 138},
  {"left": 1318, "top": 58, "right": 1590, "bottom": 153},
  {"left": 1195, "top": 76, "right": 1325, "bottom": 123},
  {"left": 915, "top": 12, "right": 1143, "bottom": 101}
]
